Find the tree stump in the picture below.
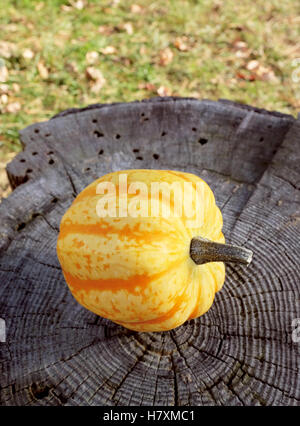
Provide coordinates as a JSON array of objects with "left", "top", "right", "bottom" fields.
[{"left": 0, "top": 97, "right": 299, "bottom": 406}]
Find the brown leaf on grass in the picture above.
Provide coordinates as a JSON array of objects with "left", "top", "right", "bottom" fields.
[
  {"left": 0, "top": 94, "right": 8, "bottom": 104},
  {"left": 5, "top": 24, "right": 18, "bottom": 32},
  {"left": 138, "top": 82, "right": 156, "bottom": 92},
  {"left": 232, "top": 40, "right": 247, "bottom": 50},
  {"left": 5, "top": 101, "right": 21, "bottom": 113},
  {"left": 158, "top": 48, "right": 174, "bottom": 66},
  {"left": 189, "top": 91, "right": 201, "bottom": 98},
  {"left": 0, "top": 65, "right": 8, "bottom": 83},
  {"left": 236, "top": 71, "right": 256, "bottom": 81},
  {"left": 229, "top": 24, "right": 246, "bottom": 32},
  {"left": 210, "top": 77, "right": 219, "bottom": 84},
  {"left": 232, "top": 40, "right": 251, "bottom": 58},
  {"left": 0, "top": 41, "right": 16, "bottom": 59},
  {"left": 256, "top": 65, "right": 278, "bottom": 82},
  {"left": 22, "top": 48, "right": 35, "bottom": 60},
  {"left": 0, "top": 84, "right": 9, "bottom": 94},
  {"left": 285, "top": 97, "right": 300, "bottom": 109},
  {"left": 86, "top": 51, "right": 99, "bottom": 64},
  {"left": 157, "top": 86, "right": 172, "bottom": 96},
  {"left": 139, "top": 46, "right": 147, "bottom": 56},
  {"left": 12, "top": 83, "right": 20, "bottom": 92},
  {"left": 90, "top": 78, "right": 106, "bottom": 94},
  {"left": 86, "top": 67, "right": 103, "bottom": 81},
  {"left": 245, "top": 60, "right": 278, "bottom": 82},
  {"left": 131, "top": 4, "right": 143, "bottom": 13},
  {"left": 61, "top": 5, "right": 72, "bottom": 12},
  {"left": 123, "top": 22, "right": 133, "bottom": 35},
  {"left": 100, "top": 46, "right": 116, "bottom": 55},
  {"left": 103, "top": 7, "right": 113, "bottom": 14},
  {"left": 98, "top": 25, "right": 115, "bottom": 35},
  {"left": 65, "top": 61, "right": 79, "bottom": 74},
  {"left": 114, "top": 56, "right": 133, "bottom": 67},
  {"left": 86, "top": 67, "right": 106, "bottom": 93},
  {"left": 69, "top": 0, "right": 85, "bottom": 10},
  {"left": 26, "top": 22, "right": 34, "bottom": 31},
  {"left": 173, "top": 37, "right": 190, "bottom": 52},
  {"left": 285, "top": 44, "right": 300, "bottom": 56},
  {"left": 246, "top": 60, "right": 259, "bottom": 71},
  {"left": 37, "top": 61, "right": 49, "bottom": 79}
]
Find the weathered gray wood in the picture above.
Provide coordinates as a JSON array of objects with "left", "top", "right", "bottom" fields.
[{"left": 0, "top": 97, "right": 299, "bottom": 406}]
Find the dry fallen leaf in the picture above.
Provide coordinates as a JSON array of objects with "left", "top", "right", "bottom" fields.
[
  {"left": 232, "top": 40, "right": 247, "bottom": 50},
  {"left": 65, "top": 61, "right": 78, "bottom": 74},
  {"left": 0, "top": 84, "right": 9, "bottom": 94},
  {"left": 157, "top": 86, "right": 172, "bottom": 96},
  {"left": 229, "top": 23, "right": 246, "bottom": 32},
  {"left": 37, "top": 61, "right": 49, "bottom": 79},
  {"left": 173, "top": 37, "right": 190, "bottom": 52},
  {"left": 86, "top": 67, "right": 106, "bottom": 93},
  {"left": 22, "top": 48, "right": 35, "bottom": 60},
  {"left": 232, "top": 40, "right": 251, "bottom": 58},
  {"left": 236, "top": 71, "right": 256, "bottom": 81},
  {"left": 86, "top": 67, "right": 103, "bottom": 81},
  {"left": 0, "top": 94, "right": 8, "bottom": 104},
  {"left": 256, "top": 65, "right": 278, "bottom": 82},
  {"left": 86, "top": 51, "right": 99, "bottom": 64},
  {"left": 12, "top": 83, "right": 20, "bottom": 92},
  {"left": 98, "top": 25, "right": 115, "bottom": 35},
  {"left": 123, "top": 22, "right": 133, "bottom": 35},
  {"left": 61, "top": 5, "right": 72, "bottom": 12},
  {"left": 245, "top": 60, "right": 278, "bottom": 82},
  {"left": 138, "top": 82, "right": 156, "bottom": 91},
  {"left": 139, "top": 46, "right": 147, "bottom": 56},
  {"left": 26, "top": 22, "right": 34, "bottom": 31},
  {"left": 0, "top": 41, "right": 16, "bottom": 59},
  {"left": 158, "top": 47, "right": 174, "bottom": 66},
  {"left": 5, "top": 101, "right": 21, "bottom": 113},
  {"left": 246, "top": 60, "right": 259, "bottom": 71},
  {"left": 90, "top": 78, "right": 106, "bottom": 94},
  {"left": 212, "top": 0, "right": 222, "bottom": 12},
  {"left": 69, "top": 0, "right": 85, "bottom": 10},
  {"left": 189, "top": 91, "right": 201, "bottom": 98},
  {"left": 117, "top": 56, "right": 132, "bottom": 67},
  {"left": 0, "top": 65, "right": 8, "bottom": 83},
  {"left": 103, "top": 7, "right": 113, "bottom": 14},
  {"left": 100, "top": 46, "right": 116, "bottom": 55},
  {"left": 210, "top": 77, "right": 219, "bottom": 84},
  {"left": 131, "top": 4, "right": 142, "bottom": 13},
  {"left": 286, "top": 97, "right": 300, "bottom": 108}
]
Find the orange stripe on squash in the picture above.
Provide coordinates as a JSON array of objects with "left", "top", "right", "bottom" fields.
[{"left": 59, "top": 222, "right": 177, "bottom": 245}]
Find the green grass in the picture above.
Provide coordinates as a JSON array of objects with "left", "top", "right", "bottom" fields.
[{"left": 0, "top": 0, "right": 299, "bottom": 157}]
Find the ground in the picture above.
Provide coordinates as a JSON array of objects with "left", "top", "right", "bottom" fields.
[{"left": 0, "top": 0, "right": 299, "bottom": 198}]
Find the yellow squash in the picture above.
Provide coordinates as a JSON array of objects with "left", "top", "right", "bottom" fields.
[{"left": 57, "top": 170, "right": 252, "bottom": 332}]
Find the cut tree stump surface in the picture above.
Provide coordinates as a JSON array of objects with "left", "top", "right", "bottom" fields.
[{"left": 0, "top": 97, "right": 299, "bottom": 406}]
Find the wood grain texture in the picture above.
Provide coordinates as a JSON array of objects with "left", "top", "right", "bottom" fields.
[{"left": 0, "top": 97, "right": 299, "bottom": 406}]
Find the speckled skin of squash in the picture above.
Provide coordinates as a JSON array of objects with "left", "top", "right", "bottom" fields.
[{"left": 57, "top": 170, "right": 225, "bottom": 332}]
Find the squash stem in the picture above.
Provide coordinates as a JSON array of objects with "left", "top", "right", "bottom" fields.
[{"left": 190, "top": 237, "right": 253, "bottom": 266}]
